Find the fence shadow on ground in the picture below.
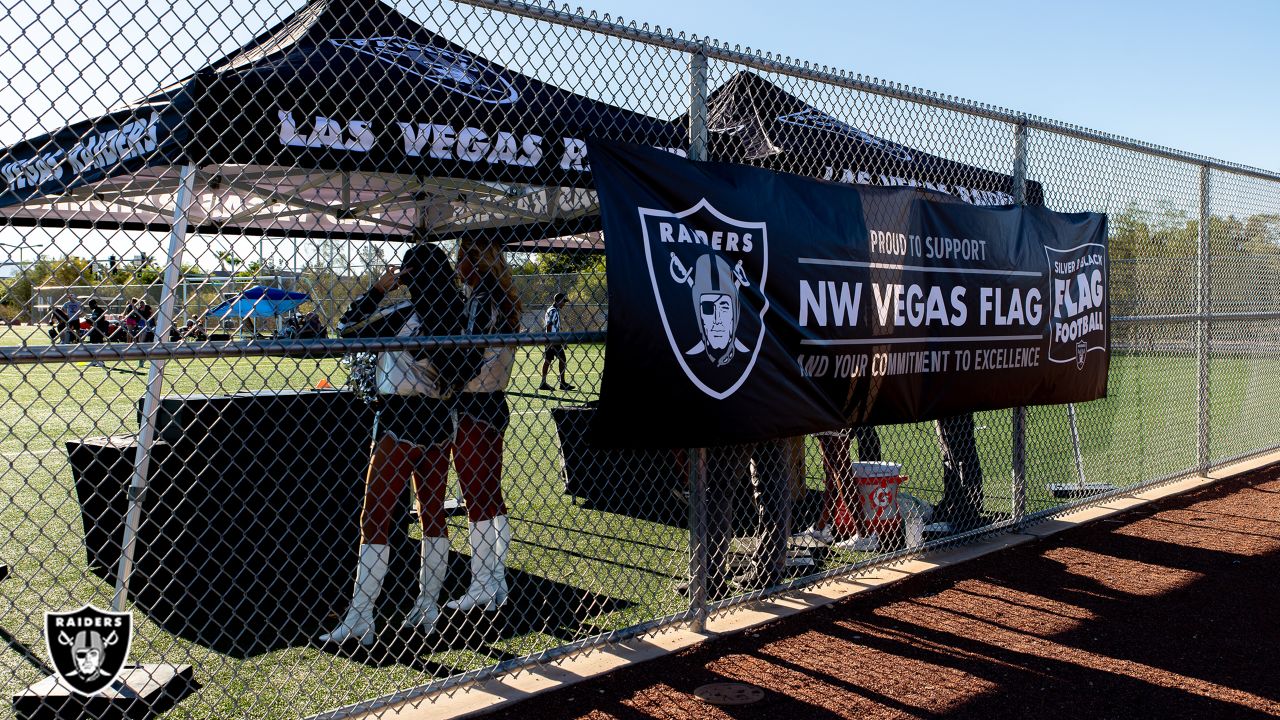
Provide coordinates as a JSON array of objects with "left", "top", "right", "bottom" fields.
[{"left": 312, "top": 554, "right": 635, "bottom": 669}]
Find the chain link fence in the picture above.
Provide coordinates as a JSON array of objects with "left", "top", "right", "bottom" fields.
[{"left": 0, "top": 0, "right": 1277, "bottom": 717}]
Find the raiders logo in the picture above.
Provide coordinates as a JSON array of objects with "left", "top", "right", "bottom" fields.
[
  {"left": 330, "top": 37, "right": 518, "bottom": 104},
  {"left": 1076, "top": 340, "right": 1088, "bottom": 370},
  {"left": 639, "top": 199, "right": 769, "bottom": 399},
  {"left": 44, "top": 605, "right": 132, "bottom": 695}
]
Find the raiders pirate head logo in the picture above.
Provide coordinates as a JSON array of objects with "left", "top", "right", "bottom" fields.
[
  {"left": 45, "top": 605, "right": 132, "bottom": 695},
  {"left": 1076, "top": 340, "right": 1088, "bottom": 369},
  {"left": 330, "top": 37, "right": 518, "bottom": 104},
  {"left": 677, "top": 253, "right": 750, "bottom": 367},
  {"left": 640, "top": 199, "right": 769, "bottom": 399}
]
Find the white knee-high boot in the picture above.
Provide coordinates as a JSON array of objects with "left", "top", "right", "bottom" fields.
[
  {"left": 403, "top": 536, "right": 451, "bottom": 632},
  {"left": 444, "top": 515, "right": 509, "bottom": 612},
  {"left": 319, "top": 543, "right": 389, "bottom": 645}
]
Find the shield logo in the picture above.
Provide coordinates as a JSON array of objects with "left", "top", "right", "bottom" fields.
[
  {"left": 1076, "top": 340, "right": 1088, "bottom": 370},
  {"left": 45, "top": 605, "right": 132, "bottom": 695},
  {"left": 639, "top": 198, "right": 769, "bottom": 399}
]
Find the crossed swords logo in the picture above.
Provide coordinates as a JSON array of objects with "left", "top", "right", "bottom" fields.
[{"left": 668, "top": 251, "right": 753, "bottom": 358}]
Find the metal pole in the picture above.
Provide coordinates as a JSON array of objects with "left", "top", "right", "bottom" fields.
[
  {"left": 685, "top": 447, "right": 708, "bottom": 632},
  {"left": 1197, "top": 165, "right": 1211, "bottom": 473},
  {"left": 113, "top": 164, "right": 197, "bottom": 611},
  {"left": 1010, "top": 119, "right": 1028, "bottom": 523},
  {"left": 1067, "top": 402, "right": 1087, "bottom": 488},
  {"left": 689, "top": 51, "right": 709, "bottom": 163},
  {"left": 686, "top": 48, "right": 711, "bottom": 632}
]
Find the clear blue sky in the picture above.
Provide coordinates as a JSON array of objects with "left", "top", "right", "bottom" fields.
[{"left": 586, "top": 0, "right": 1280, "bottom": 173}]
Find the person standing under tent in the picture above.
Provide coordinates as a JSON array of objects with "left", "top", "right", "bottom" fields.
[
  {"left": 319, "top": 243, "right": 477, "bottom": 645},
  {"left": 538, "top": 292, "right": 574, "bottom": 391},
  {"left": 444, "top": 236, "right": 521, "bottom": 614}
]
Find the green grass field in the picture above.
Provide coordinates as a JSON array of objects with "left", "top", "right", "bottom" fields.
[{"left": 1, "top": 323, "right": 1278, "bottom": 718}]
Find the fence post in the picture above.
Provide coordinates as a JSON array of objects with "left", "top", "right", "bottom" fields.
[
  {"left": 1010, "top": 119, "right": 1028, "bottom": 523},
  {"left": 686, "top": 48, "right": 711, "bottom": 632},
  {"left": 113, "top": 163, "right": 197, "bottom": 611},
  {"left": 1197, "top": 164, "right": 1211, "bottom": 473}
]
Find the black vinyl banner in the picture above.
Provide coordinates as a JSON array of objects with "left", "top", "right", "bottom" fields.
[{"left": 589, "top": 140, "right": 1109, "bottom": 448}]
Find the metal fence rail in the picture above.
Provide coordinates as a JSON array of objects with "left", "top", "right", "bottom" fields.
[{"left": 0, "top": 0, "right": 1277, "bottom": 718}]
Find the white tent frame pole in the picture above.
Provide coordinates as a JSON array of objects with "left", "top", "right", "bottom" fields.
[{"left": 112, "top": 163, "right": 198, "bottom": 612}]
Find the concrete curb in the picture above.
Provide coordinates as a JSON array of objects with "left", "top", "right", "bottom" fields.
[{"left": 358, "top": 450, "right": 1280, "bottom": 720}]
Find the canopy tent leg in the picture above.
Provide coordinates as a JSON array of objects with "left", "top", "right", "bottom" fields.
[
  {"left": 1048, "top": 402, "right": 1116, "bottom": 499},
  {"left": 1068, "top": 403, "right": 1087, "bottom": 487},
  {"left": 112, "top": 164, "right": 198, "bottom": 611}
]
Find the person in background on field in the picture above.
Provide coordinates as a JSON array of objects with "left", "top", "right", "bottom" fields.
[
  {"left": 140, "top": 302, "right": 156, "bottom": 342},
  {"left": 85, "top": 299, "right": 108, "bottom": 344},
  {"left": 47, "top": 305, "right": 69, "bottom": 343},
  {"left": 277, "top": 314, "right": 298, "bottom": 339},
  {"left": 738, "top": 438, "right": 802, "bottom": 589},
  {"left": 61, "top": 294, "right": 83, "bottom": 343},
  {"left": 299, "top": 311, "right": 326, "bottom": 339},
  {"left": 538, "top": 292, "right": 573, "bottom": 391},
  {"left": 123, "top": 299, "right": 141, "bottom": 341},
  {"left": 181, "top": 319, "right": 208, "bottom": 341},
  {"left": 697, "top": 443, "right": 750, "bottom": 600}
]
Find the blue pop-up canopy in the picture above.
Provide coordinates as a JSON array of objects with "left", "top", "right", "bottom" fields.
[{"left": 209, "top": 286, "right": 310, "bottom": 319}]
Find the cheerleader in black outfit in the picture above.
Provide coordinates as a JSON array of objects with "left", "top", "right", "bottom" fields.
[
  {"left": 443, "top": 236, "right": 521, "bottom": 613},
  {"left": 319, "top": 243, "right": 475, "bottom": 645}
]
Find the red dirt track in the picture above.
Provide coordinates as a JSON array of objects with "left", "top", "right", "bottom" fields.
[{"left": 484, "top": 466, "right": 1280, "bottom": 719}]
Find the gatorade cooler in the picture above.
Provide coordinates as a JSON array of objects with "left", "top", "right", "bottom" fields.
[{"left": 855, "top": 461, "right": 906, "bottom": 549}]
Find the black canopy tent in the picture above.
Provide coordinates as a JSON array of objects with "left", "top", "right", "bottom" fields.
[
  {"left": 704, "top": 71, "right": 1044, "bottom": 207},
  {"left": 0, "top": 0, "right": 686, "bottom": 241}
]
